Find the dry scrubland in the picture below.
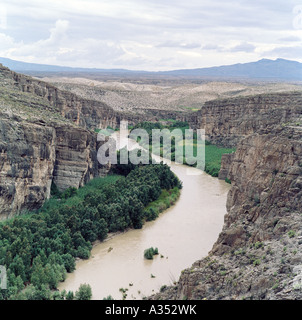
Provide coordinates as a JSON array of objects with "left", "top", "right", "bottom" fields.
[{"left": 40, "top": 76, "right": 302, "bottom": 115}]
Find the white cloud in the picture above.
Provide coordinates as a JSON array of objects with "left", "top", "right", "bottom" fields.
[
  {"left": 278, "top": 35, "right": 301, "bottom": 42},
  {"left": 0, "top": 19, "right": 125, "bottom": 67},
  {"left": 156, "top": 41, "right": 201, "bottom": 49},
  {"left": 263, "top": 45, "right": 302, "bottom": 60},
  {"left": 202, "top": 44, "right": 223, "bottom": 51},
  {"left": 0, "top": 0, "right": 301, "bottom": 70},
  {"left": 0, "top": 33, "right": 16, "bottom": 49},
  {"left": 5, "top": 20, "right": 70, "bottom": 60},
  {"left": 229, "top": 42, "right": 256, "bottom": 53}
]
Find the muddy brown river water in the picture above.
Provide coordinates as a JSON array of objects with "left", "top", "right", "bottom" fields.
[{"left": 58, "top": 134, "right": 230, "bottom": 300}]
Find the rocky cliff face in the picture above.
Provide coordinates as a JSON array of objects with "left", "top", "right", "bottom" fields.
[
  {"left": 0, "top": 65, "right": 116, "bottom": 219},
  {"left": 0, "top": 109, "right": 103, "bottom": 220},
  {"left": 52, "top": 126, "right": 101, "bottom": 191},
  {"left": 0, "top": 112, "right": 56, "bottom": 218},
  {"left": 151, "top": 125, "right": 302, "bottom": 300},
  {"left": 197, "top": 92, "right": 302, "bottom": 148}
]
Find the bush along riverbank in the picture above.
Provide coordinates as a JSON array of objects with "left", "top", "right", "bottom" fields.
[
  {"left": 0, "top": 151, "right": 182, "bottom": 300},
  {"left": 131, "top": 121, "right": 235, "bottom": 178}
]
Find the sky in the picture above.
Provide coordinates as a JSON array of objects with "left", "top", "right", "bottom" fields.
[{"left": 0, "top": 0, "right": 301, "bottom": 71}]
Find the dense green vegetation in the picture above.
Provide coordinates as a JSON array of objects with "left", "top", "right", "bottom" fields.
[
  {"left": 203, "top": 144, "right": 236, "bottom": 178},
  {"left": 132, "top": 120, "right": 189, "bottom": 137},
  {"left": 144, "top": 187, "right": 180, "bottom": 221},
  {"left": 144, "top": 247, "right": 159, "bottom": 260},
  {"left": 0, "top": 155, "right": 181, "bottom": 300},
  {"left": 131, "top": 121, "right": 235, "bottom": 178}
]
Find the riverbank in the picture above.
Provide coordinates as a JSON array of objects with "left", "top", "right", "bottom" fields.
[
  {"left": 79, "top": 186, "right": 182, "bottom": 255},
  {"left": 150, "top": 126, "right": 302, "bottom": 300},
  {"left": 0, "top": 159, "right": 181, "bottom": 300},
  {"left": 59, "top": 161, "right": 230, "bottom": 300}
]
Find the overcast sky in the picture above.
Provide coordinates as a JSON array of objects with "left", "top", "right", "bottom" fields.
[{"left": 0, "top": 0, "right": 301, "bottom": 70}]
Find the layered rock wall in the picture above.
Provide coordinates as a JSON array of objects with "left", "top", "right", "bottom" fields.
[
  {"left": 0, "top": 110, "right": 103, "bottom": 219},
  {"left": 197, "top": 92, "right": 302, "bottom": 147},
  {"left": 0, "top": 113, "right": 56, "bottom": 218},
  {"left": 52, "top": 126, "right": 100, "bottom": 191}
]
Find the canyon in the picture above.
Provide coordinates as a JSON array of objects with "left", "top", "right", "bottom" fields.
[
  {"left": 151, "top": 122, "right": 302, "bottom": 300},
  {"left": 0, "top": 64, "right": 302, "bottom": 300}
]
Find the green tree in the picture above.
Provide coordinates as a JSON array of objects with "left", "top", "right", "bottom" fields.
[
  {"left": 65, "top": 290, "right": 74, "bottom": 300},
  {"left": 61, "top": 253, "right": 76, "bottom": 273},
  {"left": 75, "top": 284, "right": 92, "bottom": 300},
  {"left": 30, "top": 256, "right": 47, "bottom": 289},
  {"left": 9, "top": 255, "right": 26, "bottom": 282},
  {"left": 128, "top": 196, "right": 144, "bottom": 229},
  {"left": 95, "top": 218, "right": 108, "bottom": 241}
]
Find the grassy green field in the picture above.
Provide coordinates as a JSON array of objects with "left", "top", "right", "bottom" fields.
[{"left": 203, "top": 144, "right": 235, "bottom": 177}]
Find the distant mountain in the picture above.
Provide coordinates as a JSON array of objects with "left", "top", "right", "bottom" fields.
[
  {"left": 0, "top": 57, "right": 301, "bottom": 81},
  {"left": 0, "top": 57, "right": 135, "bottom": 74},
  {"left": 162, "top": 59, "right": 302, "bottom": 81}
]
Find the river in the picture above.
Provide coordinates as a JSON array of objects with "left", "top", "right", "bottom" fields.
[{"left": 58, "top": 133, "right": 230, "bottom": 300}]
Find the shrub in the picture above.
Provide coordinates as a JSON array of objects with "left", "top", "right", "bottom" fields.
[
  {"left": 65, "top": 291, "right": 74, "bottom": 300},
  {"left": 75, "top": 284, "right": 92, "bottom": 300},
  {"left": 160, "top": 285, "right": 167, "bottom": 292},
  {"left": 225, "top": 178, "right": 231, "bottom": 184},
  {"left": 145, "top": 207, "right": 159, "bottom": 221},
  {"left": 254, "top": 242, "right": 264, "bottom": 249},
  {"left": 76, "top": 246, "right": 90, "bottom": 260},
  {"left": 50, "top": 182, "right": 62, "bottom": 198},
  {"left": 144, "top": 247, "right": 159, "bottom": 260},
  {"left": 61, "top": 187, "right": 77, "bottom": 199},
  {"left": 144, "top": 248, "right": 154, "bottom": 260}
]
